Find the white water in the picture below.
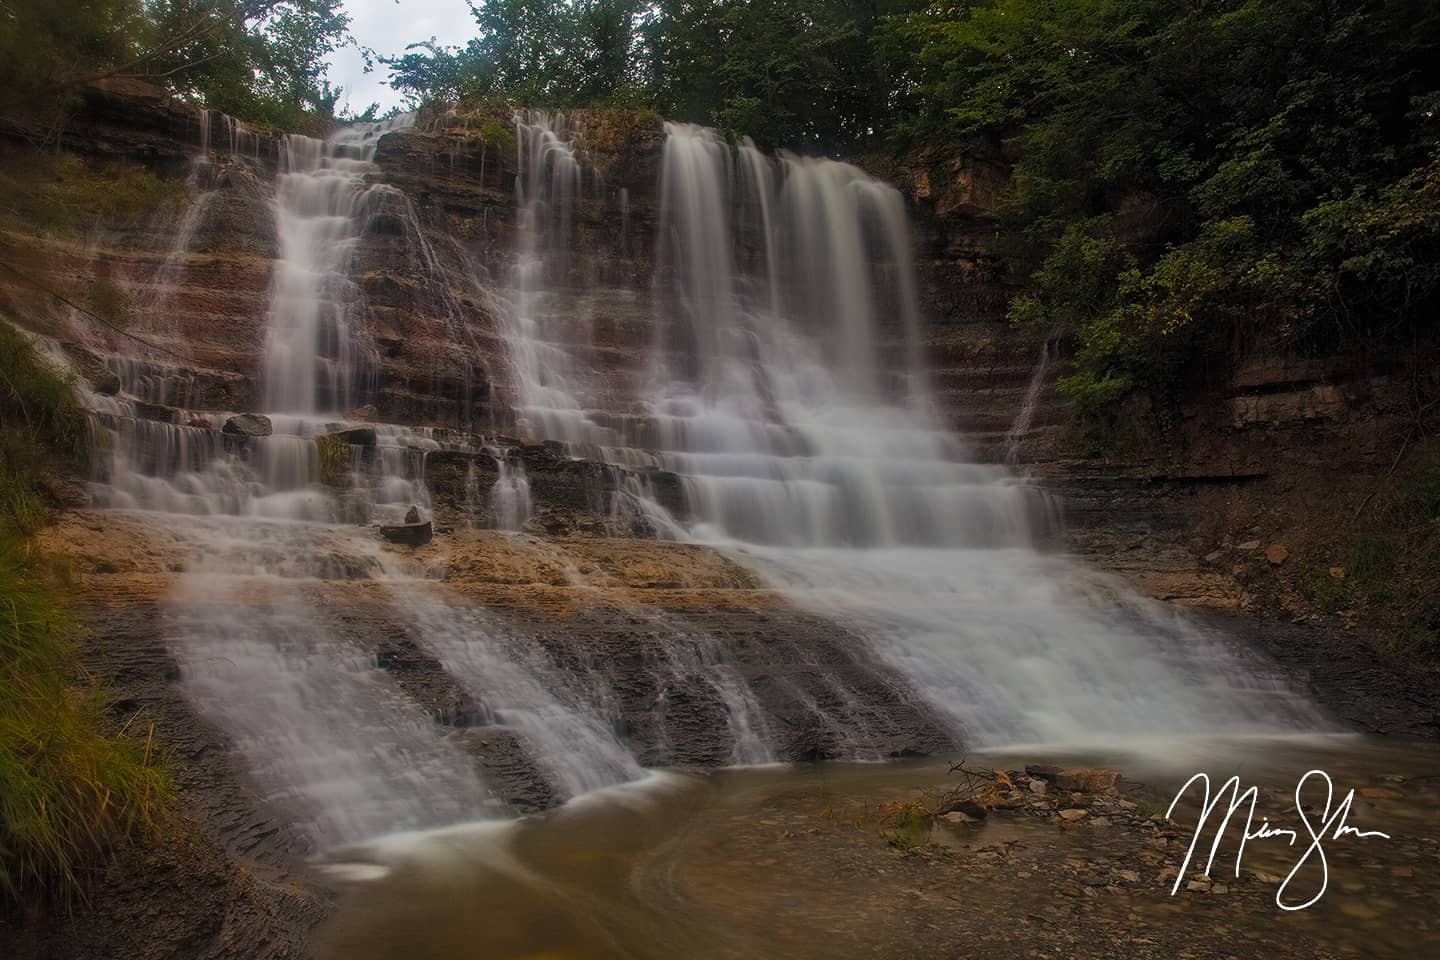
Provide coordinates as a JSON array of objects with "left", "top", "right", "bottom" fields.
[
  {"left": 262, "top": 116, "right": 412, "bottom": 415},
  {"left": 504, "top": 120, "right": 1322, "bottom": 749},
  {"left": 65, "top": 109, "right": 1330, "bottom": 853}
]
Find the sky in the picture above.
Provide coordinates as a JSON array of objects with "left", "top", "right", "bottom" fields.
[{"left": 325, "top": 0, "right": 476, "bottom": 114}]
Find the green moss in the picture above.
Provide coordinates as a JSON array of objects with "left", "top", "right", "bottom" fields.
[
  {"left": 4, "top": 156, "right": 183, "bottom": 236},
  {"left": 314, "top": 433, "right": 349, "bottom": 486},
  {"left": 476, "top": 118, "right": 517, "bottom": 155}
]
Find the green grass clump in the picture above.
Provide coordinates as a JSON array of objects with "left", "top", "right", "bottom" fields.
[
  {"left": 1, "top": 318, "right": 172, "bottom": 904},
  {"left": 1, "top": 539, "right": 172, "bottom": 901}
]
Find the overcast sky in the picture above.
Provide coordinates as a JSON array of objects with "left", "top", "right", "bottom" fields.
[{"left": 326, "top": 0, "right": 476, "bottom": 114}]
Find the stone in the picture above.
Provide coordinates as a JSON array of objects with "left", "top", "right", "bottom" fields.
[
  {"left": 937, "top": 799, "right": 988, "bottom": 821},
  {"left": 1211, "top": 884, "right": 1229, "bottom": 895},
  {"left": 223, "top": 413, "right": 273, "bottom": 438},
  {"left": 1116, "top": 870, "right": 1140, "bottom": 883},
  {"left": 1029, "top": 779, "right": 1048, "bottom": 796},
  {"left": 324, "top": 426, "right": 378, "bottom": 446},
  {"left": 1058, "top": 808, "right": 1087, "bottom": 822},
  {"left": 1025, "top": 764, "right": 1061, "bottom": 782},
  {"left": 133, "top": 401, "right": 180, "bottom": 424},
  {"left": 1238, "top": 539, "right": 1261, "bottom": 551},
  {"left": 1265, "top": 542, "right": 1289, "bottom": 565},
  {"left": 1186, "top": 879, "right": 1211, "bottom": 892},
  {"left": 379, "top": 519, "right": 432, "bottom": 546},
  {"left": 404, "top": 505, "right": 422, "bottom": 524},
  {"left": 1055, "top": 768, "right": 1120, "bottom": 792},
  {"left": 1329, "top": 566, "right": 1346, "bottom": 580},
  {"left": 1203, "top": 550, "right": 1223, "bottom": 563},
  {"left": 60, "top": 342, "right": 120, "bottom": 395},
  {"left": 942, "top": 809, "right": 982, "bottom": 824}
]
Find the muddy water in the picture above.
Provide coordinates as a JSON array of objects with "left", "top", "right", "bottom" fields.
[{"left": 315, "top": 736, "right": 1439, "bottom": 959}]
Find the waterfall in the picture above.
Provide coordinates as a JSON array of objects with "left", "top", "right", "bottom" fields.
[
  {"left": 485, "top": 446, "right": 533, "bottom": 531},
  {"left": 261, "top": 116, "right": 413, "bottom": 415},
  {"left": 618, "top": 124, "right": 1320, "bottom": 747},
  {"left": 1005, "top": 341, "right": 1052, "bottom": 465}
]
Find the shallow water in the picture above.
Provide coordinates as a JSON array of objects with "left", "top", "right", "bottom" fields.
[{"left": 315, "top": 736, "right": 1440, "bottom": 959}]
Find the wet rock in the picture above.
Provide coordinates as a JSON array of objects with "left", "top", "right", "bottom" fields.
[
  {"left": 942, "top": 809, "right": 983, "bottom": 824},
  {"left": 1055, "top": 768, "right": 1119, "bottom": 792},
  {"left": 134, "top": 401, "right": 180, "bottom": 423},
  {"left": 324, "top": 426, "right": 378, "bottom": 446},
  {"left": 936, "top": 798, "right": 988, "bottom": 820},
  {"left": 61, "top": 343, "right": 121, "bottom": 395},
  {"left": 1266, "top": 542, "right": 1290, "bottom": 565},
  {"left": 380, "top": 519, "right": 432, "bottom": 546},
  {"left": 222, "top": 413, "right": 272, "bottom": 437}
]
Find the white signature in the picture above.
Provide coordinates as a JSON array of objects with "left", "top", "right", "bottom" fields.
[{"left": 1166, "top": 769, "right": 1391, "bottom": 911}]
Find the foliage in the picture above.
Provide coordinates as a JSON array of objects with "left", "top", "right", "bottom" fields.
[
  {"left": 0, "top": 0, "right": 355, "bottom": 134},
  {"left": 384, "top": 0, "right": 929, "bottom": 151},
  {"left": 890, "top": 0, "right": 1440, "bottom": 447},
  {"left": 0, "top": 320, "right": 172, "bottom": 903},
  {"left": 143, "top": 0, "right": 354, "bottom": 129}
]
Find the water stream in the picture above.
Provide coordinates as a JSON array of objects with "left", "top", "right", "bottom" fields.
[{"left": 67, "top": 110, "right": 1332, "bottom": 856}]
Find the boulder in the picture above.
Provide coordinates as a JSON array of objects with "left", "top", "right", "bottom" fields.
[
  {"left": 222, "top": 413, "right": 273, "bottom": 438},
  {"left": 1055, "top": 768, "right": 1120, "bottom": 792},
  {"left": 379, "top": 519, "right": 432, "bottom": 546}
]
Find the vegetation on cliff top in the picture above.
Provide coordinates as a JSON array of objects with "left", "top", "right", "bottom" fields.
[
  {"left": 0, "top": 320, "right": 172, "bottom": 904},
  {"left": 0, "top": 0, "right": 358, "bottom": 134},
  {"left": 384, "top": 0, "right": 1440, "bottom": 451}
]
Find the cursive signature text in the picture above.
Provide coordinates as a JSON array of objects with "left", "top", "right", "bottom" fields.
[{"left": 1165, "top": 769, "right": 1391, "bottom": 911}]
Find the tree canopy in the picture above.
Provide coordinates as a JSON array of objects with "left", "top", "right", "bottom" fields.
[{"left": 0, "top": 0, "right": 357, "bottom": 132}]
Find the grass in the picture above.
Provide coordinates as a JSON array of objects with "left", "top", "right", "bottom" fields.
[
  {"left": 0, "top": 318, "right": 172, "bottom": 905},
  {"left": 1295, "top": 440, "right": 1440, "bottom": 656}
]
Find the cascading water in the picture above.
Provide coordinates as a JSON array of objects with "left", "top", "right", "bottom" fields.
[
  {"left": 263, "top": 118, "right": 412, "bottom": 414},
  {"left": 63, "top": 104, "right": 1332, "bottom": 858},
  {"left": 517, "top": 122, "right": 1321, "bottom": 749},
  {"left": 1005, "top": 341, "right": 1052, "bottom": 465}
]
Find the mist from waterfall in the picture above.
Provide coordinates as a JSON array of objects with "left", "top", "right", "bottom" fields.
[{"left": 565, "top": 122, "right": 1319, "bottom": 748}]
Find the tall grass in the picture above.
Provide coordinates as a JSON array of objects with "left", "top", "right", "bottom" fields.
[{"left": 0, "top": 317, "right": 172, "bottom": 904}]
